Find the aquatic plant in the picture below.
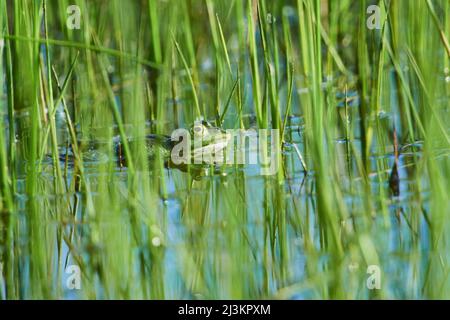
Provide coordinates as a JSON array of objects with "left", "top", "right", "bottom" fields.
[{"left": 0, "top": 0, "right": 448, "bottom": 299}]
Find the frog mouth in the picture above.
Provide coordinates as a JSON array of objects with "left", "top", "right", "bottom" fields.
[{"left": 191, "top": 132, "right": 231, "bottom": 163}]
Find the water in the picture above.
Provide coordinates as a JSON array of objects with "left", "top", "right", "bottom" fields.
[
  {"left": 1, "top": 0, "right": 449, "bottom": 299},
  {"left": 1, "top": 106, "right": 439, "bottom": 299}
]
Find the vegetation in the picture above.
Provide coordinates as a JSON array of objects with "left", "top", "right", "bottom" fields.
[{"left": 0, "top": 0, "right": 449, "bottom": 299}]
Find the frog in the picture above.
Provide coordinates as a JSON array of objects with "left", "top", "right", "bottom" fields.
[{"left": 115, "top": 120, "right": 231, "bottom": 176}]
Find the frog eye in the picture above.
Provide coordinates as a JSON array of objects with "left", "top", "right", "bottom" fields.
[{"left": 193, "top": 124, "right": 203, "bottom": 134}]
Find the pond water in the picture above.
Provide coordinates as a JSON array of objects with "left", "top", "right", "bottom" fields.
[
  {"left": 0, "top": 0, "right": 449, "bottom": 300},
  {"left": 2, "top": 101, "right": 439, "bottom": 299}
]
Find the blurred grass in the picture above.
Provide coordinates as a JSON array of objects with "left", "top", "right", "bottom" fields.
[{"left": 0, "top": 0, "right": 449, "bottom": 299}]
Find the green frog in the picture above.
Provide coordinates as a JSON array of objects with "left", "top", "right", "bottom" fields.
[
  {"left": 115, "top": 120, "right": 231, "bottom": 175},
  {"left": 54, "top": 120, "right": 231, "bottom": 178}
]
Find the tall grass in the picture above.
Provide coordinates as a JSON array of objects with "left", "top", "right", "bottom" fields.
[{"left": 0, "top": 0, "right": 448, "bottom": 299}]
